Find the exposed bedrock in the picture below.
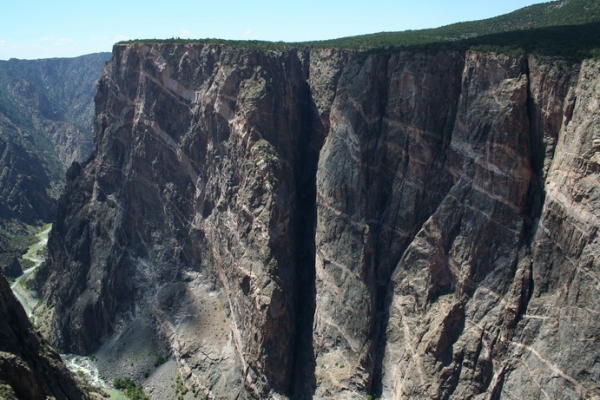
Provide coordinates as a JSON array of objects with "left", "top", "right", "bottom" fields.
[
  {"left": 0, "top": 274, "right": 87, "bottom": 400},
  {"left": 38, "top": 43, "right": 600, "bottom": 399}
]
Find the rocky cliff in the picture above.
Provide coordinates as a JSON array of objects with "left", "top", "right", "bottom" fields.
[
  {"left": 0, "top": 273, "right": 87, "bottom": 399},
  {"left": 38, "top": 42, "right": 600, "bottom": 399}
]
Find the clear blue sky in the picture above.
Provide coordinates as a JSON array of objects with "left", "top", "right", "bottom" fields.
[{"left": 1, "top": 0, "right": 546, "bottom": 60}]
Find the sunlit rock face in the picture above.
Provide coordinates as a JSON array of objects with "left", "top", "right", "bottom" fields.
[{"left": 38, "top": 42, "right": 600, "bottom": 399}]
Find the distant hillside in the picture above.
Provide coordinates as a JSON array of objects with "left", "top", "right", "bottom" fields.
[
  {"left": 311, "top": 0, "right": 600, "bottom": 59},
  {"left": 122, "top": 0, "right": 600, "bottom": 60},
  {"left": 0, "top": 53, "right": 111, "bottom": 173},
  {"left": 0, "top": 52, "right": 110, "bottom": 273},
  {"left": 430, "top": 0, "right": 600, "bottom": 37}
]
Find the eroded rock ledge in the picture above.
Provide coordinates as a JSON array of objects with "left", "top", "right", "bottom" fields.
[{"left": 37, "top": 43, "right": 600, "bottom": 399}]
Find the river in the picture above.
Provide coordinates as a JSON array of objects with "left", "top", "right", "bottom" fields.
[
  {"left": 8, "top": 224, "right": 129, "bottom": 399},
  {"left": 10, "top": 224, "right": 51, "bottom": 316}
]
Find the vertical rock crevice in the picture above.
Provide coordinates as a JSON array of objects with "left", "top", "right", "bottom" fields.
[
  {"left": 512, "top": 55, "right": 581, "bottom": 327},
  {"left": 311, "top": 50, "right": 468, "bottom": 397},
  {"left": 523, "top": 56, "right": 580, "bottom": 242},
  {"left": 371, "top": 50, "right": 466, "bottom": 398},
  {"left": 289, "top": 74, "right": 321, "bottom": 400}
]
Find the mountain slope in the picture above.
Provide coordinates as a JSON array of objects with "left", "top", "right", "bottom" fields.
[
  {"left": 0, "top": 52, "right": 110, "bottom": 273},
  {"left": 306, "top": 0, "right": 600, "bottom": 51},
  {"left": 0, "top": 52, "right": 111, "bottom": 184},
  {"left": 121, "top": 0, "right": 600, "bottom": 59}
]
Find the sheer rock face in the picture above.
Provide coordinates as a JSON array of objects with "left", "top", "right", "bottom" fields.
[
  {"left": 0, "top": 274, "right": 87, "bottom": 400},
  {"left": 40, "top": 44, "right": 315, "bottom": 398},
  {"left": 38, "top": 43, "right": 600, "bottom": 399},
  {"left": 313, "top": 51, "right": 465, "bottom": 398}
]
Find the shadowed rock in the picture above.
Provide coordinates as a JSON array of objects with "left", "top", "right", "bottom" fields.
[{"left": 0, "top": 274, "right": 87, "bottom": 399}]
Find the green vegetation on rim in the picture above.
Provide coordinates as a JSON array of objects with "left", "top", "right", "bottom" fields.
[{"left": 118, "top": 0, "right": 600, "bottom": 61}]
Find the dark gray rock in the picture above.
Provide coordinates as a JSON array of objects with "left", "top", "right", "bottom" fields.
[
  {"left": 1, "top": 256, "right": 23, "bottom": 279},
  {"left": 37, "top": 43, "right": 600, "bottom": 400},
  {"left": 0, "top": 273, "right": 87, "bottom": 400}
]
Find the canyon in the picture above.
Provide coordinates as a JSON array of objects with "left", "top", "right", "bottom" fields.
[
  {"left": 0, "top": 271, "right": 87, "bottom": 400},
  {"left": 0, "top": 53, "right": 110, "bottom": 399},
  {"left": 0, "top": 53, "right": 111, "bottom": 273},
  {"left": 33, "top": 41, "right": 600, "bottom": 400}
]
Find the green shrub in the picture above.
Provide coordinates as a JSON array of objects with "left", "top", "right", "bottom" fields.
[
  {"left": 153, "top": 355, "right": 167, "bottom": 368},
  {"left": 113, "top": 377, "right": 149, "bottom": 400}
]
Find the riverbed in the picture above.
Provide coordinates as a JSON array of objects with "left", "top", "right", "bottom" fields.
[
  {"left": 10, "top": 224, "right": 50, "bottom": 316},
  {"left": 8, "top": 224, "right": 129, "bottom": 399}
]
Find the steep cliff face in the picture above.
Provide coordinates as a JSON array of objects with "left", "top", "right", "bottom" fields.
[
  {"left": 38, "top": 43, "right": 600, "bottom": 399},
  {"left": 0, "top": 274, "right": 87, "bottom": 400},
  {"left": 312, "top": 51, "right": 465, "bottom": 397},
  {"left": 40, "top": 44, "right": 316, "bottom": 398}
]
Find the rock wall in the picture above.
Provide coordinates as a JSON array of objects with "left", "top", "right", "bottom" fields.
[
  {"left": 0, "top": 274, "right": 87, "bottom": 400},
  {"left": 38, "top": 43, "right": 600, "bottom": 399},
  {"left": 0, "top": 124, "right": 56, "bottom": 225}
]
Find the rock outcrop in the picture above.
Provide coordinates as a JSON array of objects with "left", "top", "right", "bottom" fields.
[
  {"left": 1, "top": 256, "right": 23, "bottom": 279},
  {"left": 38, "top": 42, "right": 600, "bottom": 399},
  {"left": 0, "top": 273, "right": 87, "bottom": 399}
]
